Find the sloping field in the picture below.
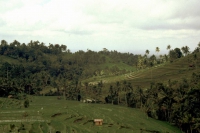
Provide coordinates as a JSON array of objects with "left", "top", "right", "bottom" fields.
[
  {"left": 85, "top": 53, "right": 200, "bottom": 88},
  {"left": 0, "top": 96, "right": 180, "bottom": 133}
]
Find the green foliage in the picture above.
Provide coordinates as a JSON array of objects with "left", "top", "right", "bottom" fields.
[
  {"left": 0, "top": 39, "right": 138, "bottom": 97},
  {"left": 24, "top": 99, "right": 29, "bottom": 108},
  {"left": 19, "top": 123, "right": 25, "bottom": 130},
  {"left": 169, "top": 48, "right": 183, "bottom": 61},
  {"left": 154, "top": 75, "right": 200, "bottom": 132},
  {"left": 103, "top": 71, "right": 200, "bottom": 132},
  {"left": 10, "top": 124, "right": 15, "bottom": 131}
]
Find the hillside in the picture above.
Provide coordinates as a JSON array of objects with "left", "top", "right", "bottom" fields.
[
  {"left": 0, "top": 40, "right": 138, "bottom": 97},
  {"left": 0, "top": 96, "right": 181, "bottom": 133},
  {"left": 84, "top": 52, "right": 200, "bottom": 88}
]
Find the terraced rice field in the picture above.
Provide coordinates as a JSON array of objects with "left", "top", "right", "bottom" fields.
[
  {"left": 85, "top": 53, "right": 200, "bottom": 88},
  {"left": 0, "top": 96, "right": 181, "bottom": 133}
]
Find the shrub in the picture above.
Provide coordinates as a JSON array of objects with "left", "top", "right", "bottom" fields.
[
  {"left": 10, "top": 124, "right": 15, "bottom": 132},
  {"left": 24, "top": 99, "right": 29, "bottom": 108},
  {"left": 22, "top": 112, "right": 28, "bottom": 117}
]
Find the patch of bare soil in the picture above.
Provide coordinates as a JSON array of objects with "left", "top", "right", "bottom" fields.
[
  {"left": 108, "top": 123, "right": 113, "bottom": 127},
  {"left": 119, "top": 125, "right": 132, "bottom": 129},
  {"left": 73, "top": 117, "right": 84, "bottom": 123},
  {"left": 82, "top": 119, "right": 94, "bottom": 125},
  {"left": 51, "top": 113, "right": 62, "bottom": 117},
  {"left": 140, "top": 129, "right": 160, "bottom": 133}
]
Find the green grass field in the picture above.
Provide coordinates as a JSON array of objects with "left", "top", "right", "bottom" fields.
[{"left": 0, "top": 96, "right": 181, "bottom": 133}]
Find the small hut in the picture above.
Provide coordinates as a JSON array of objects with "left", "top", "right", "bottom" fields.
[{"left": 94, "top": 119, "right": 103, "bottom": 126}]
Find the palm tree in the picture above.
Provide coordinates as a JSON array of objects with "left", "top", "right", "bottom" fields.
[
  {"left": 159, "top": 84, "right": 176, "bottom": 122},
  {"left": 193, "top": 54, "right": 198, "bottom": 69},
  {"left": 145, "top": 50, "right": 150, "bottom": 56},
  {"left": 156, "top": 47, "right": 160, "bottom": 52},
  {"left": 61, "top": 44, "right": 67, "bottom": 52},
  {"left": 137, "top": 55, "right": 144, "bottom": 69},
  {"left": 109, "top": 85, "right": 114, "bottom": 105},
  {"left": 167, "top": 45, "right": 171, "bottom": 51},
  {"left": 181, "top": 113, "right": 194, "bottom": 133},
  {"left": 185, "top": 46, "right": 190, "bottom": 55},
  {"left": 159, "top": 55, "right": 163, "bottom": 63},
  {"left": 48, "top": 43, "right": 54, "bottom": 49},
  {"left": 122, "top": 81, "right": 133, "bottom": 106},
  {"left": 156, "top": 47, "right": 160, "bottom": 59},
  {"left": 97, "top": 80, "right": 103, "bottom": 102},
  {"left": 12, "top": 40, "right": 21, "bottom": 47},
  {"left": 1, "top": 40, "right": 8, "bottom": 46},
  {"left": 144, "top": 82, "right": 160, "bottom": 119},
  {"left": 166, "top": 45, "right": 171, "bottom": 61},
  {"left": 150, "top": 54, "right": 157, "bottom": 66},
  {"left": 181, "top": 46, "right": 186, "bottom": 56},
  {"left": 193, "top": 47, "right": 200, "bottom": 53},
  {"left": 123, "top": 80, "right": 128, "bottom": 106},
  {"left": 116, "top": 81, "right": 121, "bottom": 105},
  {"left": 164, "top": 54, "right": 168, "bottom": 62},
  {"left": 136, "top": 86, "right": 144, "bottom": 108},
  {"left": 28, "top": 40, "right": 34, "bottom": 47},
  {"left": 181, "top": 46, "right": 190, "bottom": 56},
  {"left": 24, "top": 76, "right": 32, "bottom": 95},
  {"left": 198, "top": 42, "right": 200, "bottom": 48}
]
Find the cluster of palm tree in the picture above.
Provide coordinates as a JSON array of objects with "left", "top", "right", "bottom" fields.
[
  {"left": 181, "top": 46, "right": 190, "bottom": 56},
  {"left": 105, "top": 80, "right": 134, "bottom": 106},
  {"left": 145, "top": 74, "right": 200, "bottom": 133},
  {"left": 139, "top": 44, "right": 196, "bottom": 70},
  {"left": 104, "top": 71, "right": 200, "bottom": 132},
  {"left": 138, "top": 46, "right": 167, "bottom": 69},
  {"left": 0, "top": 62, "right": 81, "bottom": 98},
  {"left": 0, "top": 40, "right": 68, "bottom": 60},
  {"left": 82, "top": 80, "right": 103, "bottom": 102}
]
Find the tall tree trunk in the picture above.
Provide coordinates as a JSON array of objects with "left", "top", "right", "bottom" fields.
[
  {"left": 140, "top": 93, "right": 143, "bottom": 108},
  {"left": 118, "top": 95, "right": 120, "bottom": 105},
  {"left": 125, "top": 93, "right": 127, "bottom": 106},
  {"left": 29, "top": 86, "right": 30, "bottom": 95},
  {"left": 63, "top": 88, "right": 66, "bottom": 100}
]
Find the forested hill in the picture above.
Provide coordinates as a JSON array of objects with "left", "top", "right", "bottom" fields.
[{"left": 0, "top": 40, "right": 139, "bottom": 96}]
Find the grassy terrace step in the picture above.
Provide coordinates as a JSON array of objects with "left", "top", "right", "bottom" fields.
[
  {"left": 85, "top": 68, "right": 199, "bottom": 87},
  {"left": 0, "top": 96, "right": 181, "bottom": 133}
]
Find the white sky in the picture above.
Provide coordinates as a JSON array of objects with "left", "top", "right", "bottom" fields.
[{"left": 0, "top": 0, "right": 200, "bottom": 55}]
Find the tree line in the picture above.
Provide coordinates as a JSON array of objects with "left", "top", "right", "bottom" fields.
[
  {"left": 137, "top": 44, "right": 200, "bottom": 70},
  {"left": 0, "top": 39, "right": 139, "bottom": 98}
]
